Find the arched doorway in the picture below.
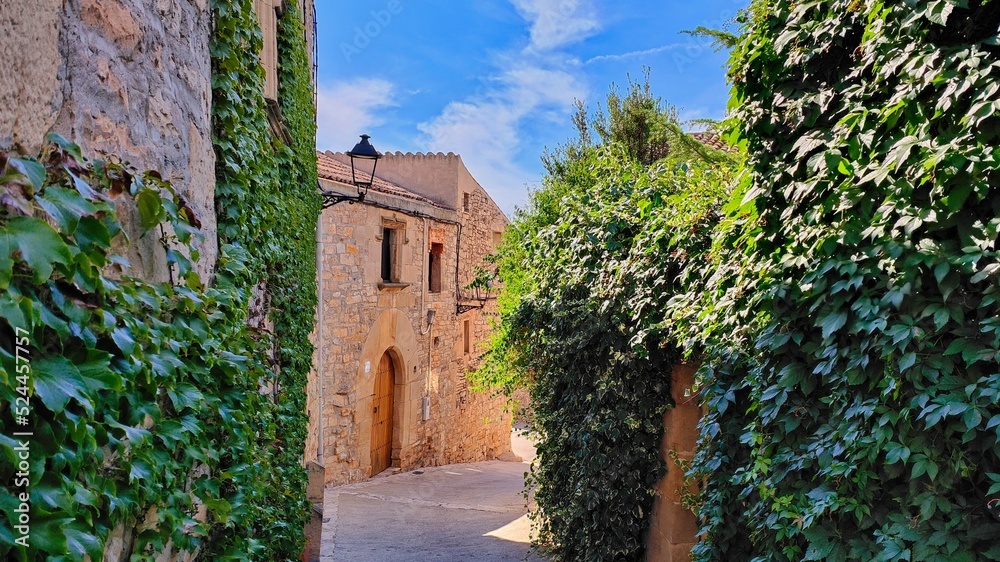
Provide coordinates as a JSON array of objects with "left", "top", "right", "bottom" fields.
[{"left": 370, "top": 351, "right": 395, "bottom": 475}]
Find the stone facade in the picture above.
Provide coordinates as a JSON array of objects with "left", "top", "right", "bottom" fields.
[
  {"left": 0, "top": 0, "right": 217, "bottom": 280},
  {"left": 307, "top": 152, "right": 513, "bottom": 486},
  {"left": 0, "top": 0, "right": 318, "bottom": 283}
]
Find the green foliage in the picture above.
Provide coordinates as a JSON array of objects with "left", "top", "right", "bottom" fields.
[
  {"left": 0, "top": 137, "right": 271, "bottom": 560},
  {"left": 685, "top": 0, "right": 1000, "bottom": 559},
  {"left": 681, "top": 26, "right": 741, "bottom": 51},
  {"left": 478, "top": 75, "right": 741, "bottom": 560},
  {"left": 0, "top": 0, "right": 318, "bottom": 558},
  {"left": 209, "top": 0, "right": 319, "bottom": 558}
]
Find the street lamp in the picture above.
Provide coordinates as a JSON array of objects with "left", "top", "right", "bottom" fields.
[
  {"left": 457, "top": 267, "right": 494, "bottom": 315},
  {"left": 321, "top": 134, "right": 381, "bottom": 208}
]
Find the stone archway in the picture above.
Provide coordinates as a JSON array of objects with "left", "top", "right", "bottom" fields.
[{"left": 355, "top": 309, "right": 419, "bottom": 479}]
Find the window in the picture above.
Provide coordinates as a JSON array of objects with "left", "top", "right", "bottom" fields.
[
  {"left": 253, "top": 0, "right": 279, "bottom": 101},
  {"left": 463, "top": 320, "right": 471, "bottom": 354},
  {"left": 428, "top": 242, "right": 443, "bottom": 293},
  {"left": 380, "top": 220, "right": 406, "bottom": 285},
  {"left": 381, "top": 227, "right": 394, "bottom": 282},
  {"left": 493, "top": 231, "right": 503, "bottom": 248},
  {"left": 462, "top": 192, "right": 470, "bottom": 212}
]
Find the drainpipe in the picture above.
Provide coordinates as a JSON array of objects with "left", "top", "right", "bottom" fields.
[
  {"left": 419, "top": 217, "right": 430, "bottom": 336},
  {"left": 419, "top": 217, "right": 433, "bottom": 422},
  {"left": 315, "top": 210, "right": 325, "bottom": 462},
  {"left": 454, "top": 222, "right": 463, "bottom": 303}
]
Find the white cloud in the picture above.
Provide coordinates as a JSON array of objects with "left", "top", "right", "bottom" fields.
[
  {"left": 406, "top": 2, "right": 602, "bottom": 213},
  {"left": 418, "top": 67, "right": 585, "bottom": 214},
  {"left": 510, "top": 0, "right": 599, "bottom": 51},
  {"left": 316, "top": 78, "right": 396, "bottom": 152},
  {"left": 585, "top": 43, "right": 686, "bottom": 65}
]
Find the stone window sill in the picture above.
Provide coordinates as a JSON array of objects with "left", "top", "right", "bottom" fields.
[{"left": 377, "top": 281, "right": 410, "bottom": 292}]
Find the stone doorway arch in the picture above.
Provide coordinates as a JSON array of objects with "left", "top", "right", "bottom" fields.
[
  {"left": 370, "top": 351, "right": 395, "bottom": 475},
  {"left": 354, "top": 309, "right": 419, "bottom": 479}
]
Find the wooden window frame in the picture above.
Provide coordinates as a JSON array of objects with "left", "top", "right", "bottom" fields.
[
  {"left": 253, "top": 0, "right": 282, "bottom": 102},
  {"left": 379, "top": 219, "right": 409, "bottom": 290}
]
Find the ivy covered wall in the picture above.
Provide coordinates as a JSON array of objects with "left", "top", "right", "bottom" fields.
[
  {"left": 0, "top": 0, "right": 318, "bottom": 560},
  {"left": 686, "top": 0, "right": 1000, "bottom": 560},
  {"left": 477, "top": 80, "right": 741, "bottom": 562},
  {"left": 207, "top": 0, "right": 320, "bottom": 557},
  {"left": 479, "top": 2, "right": 1000, "bottom": 560}
]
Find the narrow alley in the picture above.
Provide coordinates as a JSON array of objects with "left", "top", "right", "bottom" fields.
[{"left": 319, "top": 427, "right": 543, "bottom": 561}]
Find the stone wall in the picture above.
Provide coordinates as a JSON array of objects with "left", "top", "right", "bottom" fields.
[
  {"left": 0, "top": 0, "right": 217, "bottom": 280},
  {"left": 308, "top": 173, "right": 512, "bottom": 487}
]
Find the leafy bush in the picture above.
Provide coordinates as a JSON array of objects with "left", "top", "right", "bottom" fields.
[
  {"left": 478, "top": 78, "right": 740, "bottom": 561},
  {"left": 686, "top": 0, "right": 1000, "bottom": 559}
]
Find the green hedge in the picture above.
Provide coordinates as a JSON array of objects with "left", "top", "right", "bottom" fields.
[{"left": 478, "top": 80, "right": 740, "bottom": 561}]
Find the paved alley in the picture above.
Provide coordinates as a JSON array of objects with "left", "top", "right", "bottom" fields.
[{"left": 319, "top": 428, "right": 545, "bottom": 561}]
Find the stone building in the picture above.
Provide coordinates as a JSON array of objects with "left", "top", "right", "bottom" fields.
[{"left": 306, "top": 151, "right": 514, "bottom": 486}]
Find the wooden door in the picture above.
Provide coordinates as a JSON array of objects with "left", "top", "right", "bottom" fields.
[{"left": 370, "top": 352, "right": 394, "bottom": 475}]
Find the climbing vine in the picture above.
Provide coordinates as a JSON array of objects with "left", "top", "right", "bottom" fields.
[
  {"left": 682, "top": 0, "right": 1000, "bottom": 560},
  {"left": 0, "top": 0, "right": 319, "bottom": 559},
  {"left": 0, "top": 137, "right": 272, "bottom": 560},
  {"left": 208, "top": 0, "right": 319, "bottom": 558}
]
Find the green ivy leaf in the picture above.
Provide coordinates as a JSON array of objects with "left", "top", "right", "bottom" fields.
[
  {"left": 818, "top": 312, "right": 847, "bottom": 339},
  {"left": 32, "top": 474, "right": 75, "bottom": 512},
  {"left": 0, "top": 216, "right": 72, "bottom": 287},
  {"left": 111, "top": 326, "right": 136, "bottom": 356},
  {"left": 8, "top": 157, "right": 46, "bottom": 190},
  {"left": 30, "top": 512, "right": 74, "bottom": 556},
  {"left": 36, "top": 186, "right": 98, "bottom": 234},
  {"left": 46, "top": 133, "right": 84, "bottom": 161},
  {"left": 32, "top": 357, "right": 92, "bottom": 414},
  {"left": 73, "top": 216, "right": 113, "bottom": 251},
  {"left": 898, "top": 352, "right": 917, "bottom": 371},
  {"left": 129, "top": 459, "right": 153, "bottom": 483},
  {"left": 65, "top": 527, "right": 104, "bottom": 560},
  {"left": 167, "top": 384, "right": 205, "bottom": 411},
  {"left": 944, "top": 182, "right": 973, "bottom": 212},
  {"left": 136, "top": 189, "right": 165, "bottom": 231}
]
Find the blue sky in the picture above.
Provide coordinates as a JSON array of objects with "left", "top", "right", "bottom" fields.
[{"left": 315, "top": 0, "right": 746, "bottom": 215}]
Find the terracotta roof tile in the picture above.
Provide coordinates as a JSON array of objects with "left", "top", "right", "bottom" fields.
[{"left": 689, "top": 131, "right": 734, "bottom": 153}]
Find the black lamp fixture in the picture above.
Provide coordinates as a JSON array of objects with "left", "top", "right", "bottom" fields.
[
  {"left": 321, "top": 134, "right": 381, "bottom": 208},
  {"left": 457, "top": 268, "right": 494, "bottom": 315}
]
